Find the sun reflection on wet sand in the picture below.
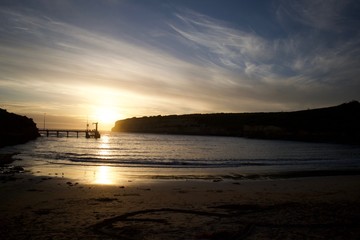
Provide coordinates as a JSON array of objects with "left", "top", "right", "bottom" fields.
[
  {"left": 28, "top": 164, "right": 131, "bottom": 185},
  {"left": 93, "top": 165, "right": 115, "bottom": 185},
  {"left": 28, "top": 163, "right": 216, "bottom": 186}
]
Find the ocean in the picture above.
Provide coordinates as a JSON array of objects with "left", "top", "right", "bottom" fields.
[{"left": 2, "top": 132, "right": 360, "bottom": 184}]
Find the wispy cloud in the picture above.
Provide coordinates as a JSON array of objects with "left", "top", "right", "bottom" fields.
[
  {"left": 0, "top": 1, "right": 359, "bottom": 128},
  {"left": 0, "top": 9, "right": 209, "bottom": 109},
  {"left": 171, "top": 10, "right": 272, "bottom": 70},
  {"left": 2, "top": 6, "right": 272, "bottom": 127},
  {"left": 169, "top": 6, "right": 360, "bottom": 107}
]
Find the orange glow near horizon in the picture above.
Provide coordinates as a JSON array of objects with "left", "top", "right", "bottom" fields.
[
  {"left": 83, "top": 87, "right": 125, "bottom": 130},
  {"left": 93, "top": 107, "right": 122, "bottom": 131}
]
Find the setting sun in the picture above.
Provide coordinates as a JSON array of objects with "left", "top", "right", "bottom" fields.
[
  {"left": 96, "top": 108, "right": 119, "bottom": 124},
  {"left": 89, "top": 105, "right": 123, "bottom": 131}
]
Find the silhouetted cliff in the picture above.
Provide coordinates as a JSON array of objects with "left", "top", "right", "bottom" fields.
[
  {"left": 112, "top": 101, "right": 360, "bottom": 144},
  {"left": 0, "top": 109, "right": 40, "bottom": 147}
]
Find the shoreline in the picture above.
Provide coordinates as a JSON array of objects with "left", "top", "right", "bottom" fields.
[
  {"left": 3, "top": 152, "right": 360, "bottom": 185},
  {"left": 24, "top": 160, "right": 360, "bottom": 183}
]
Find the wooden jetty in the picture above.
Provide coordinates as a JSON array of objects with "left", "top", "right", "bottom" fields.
[
  {"left": 39, "top": 123, "right": 101, "bottom": 139},
  {"left": 39, "top": 129, "right": 89, "bottom": 138}
]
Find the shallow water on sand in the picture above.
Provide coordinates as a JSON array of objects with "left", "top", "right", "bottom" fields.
[{"left": 3, "top": 132, "right": 360, "bottom": 184}]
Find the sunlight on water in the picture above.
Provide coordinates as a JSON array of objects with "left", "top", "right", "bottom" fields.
[
  {"left": 101, "top": 135, "right": 110, "bottom": 143},
  {"left": 98, "top": 135, "right": 110, "bottom": 157}
]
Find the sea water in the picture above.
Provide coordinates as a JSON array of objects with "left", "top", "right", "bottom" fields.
[{"left": 2, "top": 132, "right": 360, "bottom": 183}]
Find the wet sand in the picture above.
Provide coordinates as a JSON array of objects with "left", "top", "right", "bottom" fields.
[{"left": 1, "top": 170, "right": 360, "bottom": 239}]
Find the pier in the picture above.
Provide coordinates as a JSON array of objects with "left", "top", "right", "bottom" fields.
[
  {"left": 39, "top": 122, "right": 101, "bottom": 139},
  {"left": 38, "top": 129, "right": 89, "bottom": 138}
]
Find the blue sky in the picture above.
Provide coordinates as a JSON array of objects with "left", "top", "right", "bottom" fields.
[{"left": 1, "top": 0, "right": 359, "bottom": 130}]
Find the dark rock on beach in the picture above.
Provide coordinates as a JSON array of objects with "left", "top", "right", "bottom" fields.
[
  {"left": 0, "top": 153, "right": 18, "bottom": 165},
  {"left": 0, "top": 153, "right": 24, "bottom": 182},
  {"left": 0, "top": 109, "right": 40, "bottom": 147}
]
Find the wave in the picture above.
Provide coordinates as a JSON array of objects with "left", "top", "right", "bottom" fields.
[{"left": 38, "top": 154, "right": 355, "bottom": 169}]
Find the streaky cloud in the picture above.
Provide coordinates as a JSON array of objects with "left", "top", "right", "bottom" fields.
[
  {"left": 170, "top": 6, "right": 360, "bottom": 107},
  {"left": 171, "top": 10, "right": 272, "bottom": 70},
  {"left": 1, "top": 8, "right": 258, "bottom": 117},
  {"left": 0, "top": 1, "right": 359, "bottom": 125}
]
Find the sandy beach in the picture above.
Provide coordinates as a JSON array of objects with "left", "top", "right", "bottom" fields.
[
  {"left": 1, "top": 169, "right": 360, "bottom": 240},
  {"left": 1, "top": 0, "right": 360, "bottom": 239}
]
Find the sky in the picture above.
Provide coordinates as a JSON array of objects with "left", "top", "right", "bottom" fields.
[{"left": 1, "top": 0, "right": 359, "bottom": 130}]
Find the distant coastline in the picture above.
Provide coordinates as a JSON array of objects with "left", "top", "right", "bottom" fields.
[{"left": 112, "top": 101, "right": 360, "bottom": 144}]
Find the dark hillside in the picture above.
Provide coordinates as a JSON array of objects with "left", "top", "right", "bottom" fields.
[
  {"left": 112, "top": 101, "right": 360, "bottom": 144},
  {"left": 0, "top": 109, "right": 40, "bottom": 147}
]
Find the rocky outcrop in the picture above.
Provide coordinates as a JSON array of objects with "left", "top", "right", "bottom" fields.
[
  {"left": 0, "top": 109, "right": 40, "bottom": 147},
  {"left": 112, "top": 101, "right": 360, "bottom": 144}
]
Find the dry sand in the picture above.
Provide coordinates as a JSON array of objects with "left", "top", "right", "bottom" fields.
[{"left": 1, "top": 169, "right": 360, "bottom": 240}]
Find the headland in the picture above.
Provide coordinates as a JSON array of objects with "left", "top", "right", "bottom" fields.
[
  {"left": 112, "top": 101, "right": 360, "bottom": 144},
  {"left": 0, "top": 109, "right": 40, "bottom": 148}
]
